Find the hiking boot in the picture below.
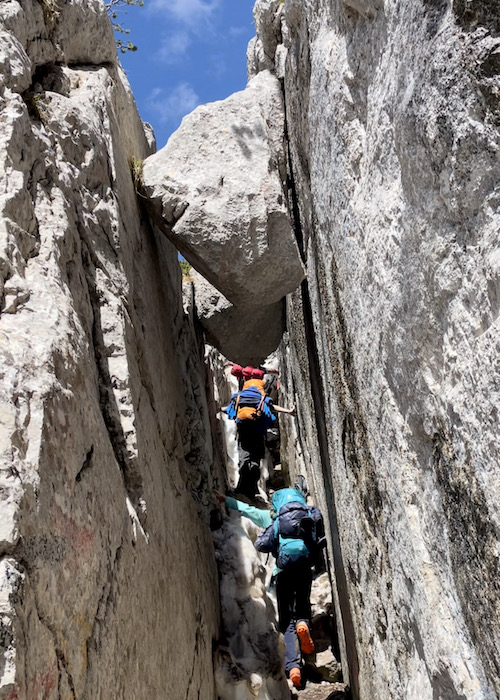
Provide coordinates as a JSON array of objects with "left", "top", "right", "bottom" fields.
[
  {"left": 296, "top": 621, "right": 315, "bottom": 655},
  {"left": 289, "top": 667, "right": 302, "bottom": 689}
]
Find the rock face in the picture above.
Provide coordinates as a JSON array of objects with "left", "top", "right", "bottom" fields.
[
  {"left": 250, "top": 1, "right": 500, "bottom": 699},
  {"left": 142, "top": 70, "right": 305, "bottom": 309},
  {"left": 213, "top": 513, "right": 290, "bottom": 700},
  {"left": 2, "top": 0, "right": 500, "bottom": 699},
  {"left": 0, "top": 2, "right": 225, "bottom": 698},
  {"left": 188, "top": 269, "right": 285, "bottom": 366}
]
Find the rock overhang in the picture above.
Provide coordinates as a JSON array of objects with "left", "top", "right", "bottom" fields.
[{"left": 142, "top": 70, "right": 306, "bottom": 311}]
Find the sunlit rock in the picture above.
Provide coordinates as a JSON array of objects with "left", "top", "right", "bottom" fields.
[
  {"left": 272, "top": 0, "right": 500, "bottom": 698},
  {"left": 213, "top": 513, "right": 290, "bottom": 700},
  {"left": 0, "top": 2, "right": 221, "bottom": 698},
  {"left": 189, "top": 269, "right": 285, "bottom": 366},
  {"left": 142, "top": 70, "right": 305, "bottom": 309}
]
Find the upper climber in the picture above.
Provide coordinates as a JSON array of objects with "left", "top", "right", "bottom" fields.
[{"left": 222, "top": 365, "right": 295, "bottom": 499}]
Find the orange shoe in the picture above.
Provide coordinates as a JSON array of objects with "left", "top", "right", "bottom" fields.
[
  {"left": 289, "top": 667, "right": 302, "bottom": 688},
  {"left": 296, "top": 621, "right": 315, "bottom": 655}
]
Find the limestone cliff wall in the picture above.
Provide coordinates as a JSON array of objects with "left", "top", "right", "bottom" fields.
[
  {"left": 250, "top": 1, "right": 500, "bottom": 699},
  {"left": 2, "top": 1, "right": 499, "bottom": 699},
  {"left": 0, "top": 2, "right": 224, "bottom": 698}
]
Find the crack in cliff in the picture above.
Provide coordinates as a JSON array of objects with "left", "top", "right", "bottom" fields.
[
  {"left": 75, "top": 445, "right": 94, "bottom": 483},
  {"left": 27, "top": 580, "right": 77, "bottom": 699},
  {"left": 55, "top": 648, "right": 77, "bottom": 699},
  {"left": 433, "top": 425, "right": 500, "bottom": 694},
  {"left": 81, "top": 541, "right": 124, "bottom": 698},
  {"left": 280, "top": 75, "right": 360, "bottom": 699},
  {"left": 79, "top": 231, "right": 144, "bottom": 514},
  {"left": 299, "top": 278, "right": 360, "bottom": 700},
  {"left": 184, "top": 610, "right": 204, "bottom": 700}
]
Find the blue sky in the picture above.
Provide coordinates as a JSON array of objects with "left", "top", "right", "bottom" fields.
[{"left": 118, "top": 0, "right": 257, "bottom": 148}]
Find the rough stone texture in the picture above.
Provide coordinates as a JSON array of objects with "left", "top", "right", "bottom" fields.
[
  {"left": 341, "top": 0, "right": 382, "bottom": 19},
  {"left": 212, "top": 512, "right": 290, "bottom": 700},
  {"left": 1, "top": 0, "right": 116, "bottom": 70},
  {"left": 0, "top": 2, "right": 225, "bottom": 698},
  {"left": 188, "top": 269, "right": 285, "bottom": 366},
  {"left": 252, "top": 0, "right": 500, "bottom": 699},
  {"left": 247, "top": 0, "right": 284, "bottom": 79},
  {"left": 3, "top": 0, "right": 500, "bottom": 698},
  {"left": 307, "top": 574, "right": 342, "bottom": 684},
  {"left": 142, "top": 70, "right": 305, "bottom": 309},
  {"left": 298, "top": 683, "right": 349, "bottom": 700}
]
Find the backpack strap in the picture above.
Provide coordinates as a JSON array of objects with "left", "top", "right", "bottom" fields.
[
  {"left": 226, "top": 392, "right": 242, "bottom": 420},
  {"left": 257, "top": 394, "right": 266, "bottom": 414}
]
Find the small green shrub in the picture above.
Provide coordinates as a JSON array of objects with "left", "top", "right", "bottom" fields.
[
  {"left": 179, "top": 260, "right": 192, "bottom": 278},
  {"left": 129, "top": 157, "right": 144, "bottom": 191},
  {"left": 24, "top": 92, "right": 48, "bottom": 123}
]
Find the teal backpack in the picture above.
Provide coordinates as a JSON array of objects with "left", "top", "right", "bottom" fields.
[{"left": 255, "top": 488, "right": 325, "bottom": 571}]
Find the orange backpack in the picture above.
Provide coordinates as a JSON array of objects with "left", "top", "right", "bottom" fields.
[{"left": 234, "top": 380, "right": 268, "bottom": 422}]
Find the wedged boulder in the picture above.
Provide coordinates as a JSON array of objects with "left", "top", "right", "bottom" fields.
[
  {"left": 142, "top": 70, "right": 305, "bottom": 308},
  {"left": 188, "top": 269, "right": 284, "bottom": 366}
]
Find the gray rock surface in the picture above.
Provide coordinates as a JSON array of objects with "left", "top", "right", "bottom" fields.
[
  {"left": 0, "top": 2, "right": 224, "bottom": 698},
  {"left": 212, "top": 513, "right": 290, "bottom": 700},
  {"left": 341, "top": 0, "right": 382, "bottom": 19},
  {"left": 3, "top": 0, "right": 500, "bottom": 699},
  {"left": 1, "top": 0, "right": 115, "bottom": 69},
  {"left": 188, "top": 269, "right": 285, "bottom": 366},
  {"left": 252, "top": 0, "right": 500, "bottom": 698},
  {"left": 142, "top": 70, "right": 305, "bottom": 309},
  {"left": 247, "top": 0, "right": 283, "bottom": 78}
]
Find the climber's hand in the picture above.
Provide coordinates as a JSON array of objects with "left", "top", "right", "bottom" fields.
[{"left": 214, "top": 489, "right": 226, "bottom": 504}]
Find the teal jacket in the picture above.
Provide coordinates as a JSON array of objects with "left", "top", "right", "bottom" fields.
[
  {"left": 226, "top": 488, "right": 320, "bottom": 577},
  {"left": 225, "top": 488, "right": 307, "bottom": 529},
  {"left": 225, "top": 497, "right": 278, "bottom": 575},
  {"left": 225, "top": 497, "right": 272, "bottom": 529}
]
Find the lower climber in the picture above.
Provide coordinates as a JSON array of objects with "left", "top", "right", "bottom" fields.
[{"left": 216, "top": 485, "right": 326, "bottom": 689}]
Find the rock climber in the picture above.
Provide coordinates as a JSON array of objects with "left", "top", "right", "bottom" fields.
[
  {"left": 215, "top": 485, "right": 326, "bottom": 690},
  {"left": 222, "top": 365, "right": 295, "bottom": 499}
]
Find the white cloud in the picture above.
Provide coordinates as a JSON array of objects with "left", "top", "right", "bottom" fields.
[
  {"left": 146, "top": 82, "right": 200, "bottom": 124},
  {"left": 208, "top": 54, "right": 227, "bottom": 80},
  {"left": 148, "top": 0, "right": 221, "bottom": 29},
  {"left": 229, "top": 26, "right": 247, "bottom": 38},
  {"left": 157, "top": 30, "right": 191, "bottom": 62}
]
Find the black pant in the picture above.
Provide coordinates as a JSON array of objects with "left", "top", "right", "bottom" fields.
[
  {"left": 236, "top": 421, "right": 266, "bottom": 497},
  {"left": 276, "top": 565, "right": 313, "bottom": 672}
]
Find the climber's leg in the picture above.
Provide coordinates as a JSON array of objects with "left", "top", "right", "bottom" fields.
[
  {"left": 295, "top": 566, "right": 313, "bottom": 624},
  {"left": 276, "top": 571, "right": 301, "bottom": 674},
  {"left": 236, "top": 422, "right": 265, "bottom": 497},
  {"left": 235, "top": 460, "right": 261, "bottom": 498}
]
